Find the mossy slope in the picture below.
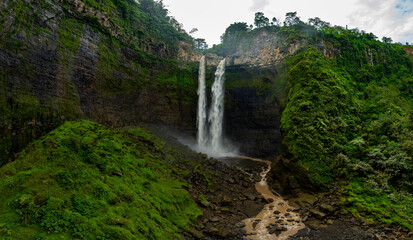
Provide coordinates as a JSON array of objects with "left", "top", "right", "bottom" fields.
[
  {"left": 282, "top": 45, "right": 413, "bottom": 229},
  {"left": 0, "top": 120, "right": 201, "bottom": 239}
]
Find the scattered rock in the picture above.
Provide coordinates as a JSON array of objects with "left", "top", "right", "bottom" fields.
[
  {"left": 200, "top": 199, "right": 210, "bottom": 207},
  {"left": 319, "top": 203, "right": 336, "bottom": 213},
  {"left": 210, "top": 217, "right": 220, "bottom": 222},
  {"left": 189, "top": 228, "right": 204, "bottom": 239},
  {"left": 306, "top": 220, "right": 321, "bottom": 230},
  {"left": 252, "top": 220, "right": 260, "bottom": 229},
  {"left": 310, "top": 209, "right": 326, "bottom": 219},
  {"left": 235, "top": 222, "right": 246, "bottom": 228},
  {"left": 289, "top": 193, "right": 318, "bottom": 209},
  {"left": 246, "top": 194, "right": 256, "bottom": 201}
]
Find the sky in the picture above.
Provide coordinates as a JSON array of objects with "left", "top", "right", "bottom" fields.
[{"left": 161, "top": 0, "right": 413, "bottom": 46}]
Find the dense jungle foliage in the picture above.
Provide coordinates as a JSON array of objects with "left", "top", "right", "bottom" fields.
[
  {"left": 1, "top": 0, "right": 413, "bottom": 236},
  {"left": 210, "top": 11, "right": 413, "bottom": 229},
  {"left": 0, "top": 121, "right": 202, "bottom": 239}
]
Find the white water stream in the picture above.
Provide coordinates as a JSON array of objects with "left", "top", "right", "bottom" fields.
[
  {"left": 196, "top": 56, "right": 207, "bottom": 146},
  {"left": 208, "top": 59, "right": 226, "bottom": 153}
]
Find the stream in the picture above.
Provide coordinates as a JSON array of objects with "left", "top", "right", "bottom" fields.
[{"left": 233, "top": 156, "right": 305, "bottom": 240}]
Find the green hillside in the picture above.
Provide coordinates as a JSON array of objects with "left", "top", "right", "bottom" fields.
[{"left": 0, "top": 121, "right": 201, "bottom": 239}]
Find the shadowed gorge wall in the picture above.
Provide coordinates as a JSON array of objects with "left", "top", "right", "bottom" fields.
[{"left": 224, "top": 64, "right": 288, "bottom": 158}]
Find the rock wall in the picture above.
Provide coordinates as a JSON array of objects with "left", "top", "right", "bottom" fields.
[
  {"left": 0, "top": 0, "right": 198, "bottom": 164},
  {"left": 223, "top": 64, "right": 288, "bottom": 158},
  {"left": 0, "top": 0, "right": 307, "bottom": 162}
]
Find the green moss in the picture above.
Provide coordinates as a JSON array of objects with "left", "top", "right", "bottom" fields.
[
  {"left": 57, "top": 18, "right": 84, "bottom": 55},
  {"left": 342, "top": 181, "right": 413, "bottom": 229},
  {"left": 0, "top": 121, "right": 202, "bottom": 239}
]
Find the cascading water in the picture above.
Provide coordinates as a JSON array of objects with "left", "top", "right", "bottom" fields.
[
  {"left": 208, "top": 59, "right": 226, "bottom": 153},
  {"left": 193, "top": 57, "right": 235, "bottom": 157},
  {"left": 196, "top": 56, "right": 207, "bottom": 146}
]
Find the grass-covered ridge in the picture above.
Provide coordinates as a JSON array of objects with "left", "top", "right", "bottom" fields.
[{"left": 0, "top": 120, "right": 202, "bottom": 239}]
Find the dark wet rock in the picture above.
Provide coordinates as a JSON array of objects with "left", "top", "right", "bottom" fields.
[
  {"left": 246, "top": 194, "right": 256, "bottom": 201},
  {"left": 189, "top": 228, "right": 204, "bottom": 239},
  {"left": 306, "top": 220, "right": 322, "bottom": 230},
  {"left": 289, "top": 193, "right": 318, "bottom": 209},
  {"left": 210, "top": 217, "right": 220, "bottom": 222},
  {"left": 235, "top": 222, "right": 246, "bottom": 228},
  {"left": 200, "top": 199, "right": 210, "bottom": 207},
  {"left": 310, "top": 208, "right": 326, "bottom": 219},
  {"left": 267, "top": 224, "right": 288, "bottom": 235},
  {"left": 319, "top": 203, "right": 336, "bottom": 213},
  {"left": 273, "top": 210, "right": 281, "bottom": 215},
  {"left": 244, "top": 200, "right": 262, "bottom": 218},
  {"left": 252, "top": 220, "right": 260, "bottom": 229}
]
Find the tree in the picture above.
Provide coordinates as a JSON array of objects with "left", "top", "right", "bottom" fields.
[
  {"left": 365, "top": 32, "right": 377, "bottom": 40},
  {"left": 271, "top": 17, "right": 281, "bottom": 26},
  {"left": 221, "top": 22, "right": 248, "bottom": 43},
  {"left": 254, "top": 12, "right": 269, "bottom": 28},
  {"left": 169, "top": 16, "right": 184, "bottom": 33},
  {"left": 284, "top": 12, "right": 302, "bottom": 26},
  {"left": 382, "top": 36, "right": 393, "bottom": 44},
  {"left": 308, "top": 17, "right": 330, "bottom": 29},
  {"left": 195, "top": 38, "right": 208, "bottom": 50},
  {"left": 189, "top": 28, "right": 198, "bottom": 35}
]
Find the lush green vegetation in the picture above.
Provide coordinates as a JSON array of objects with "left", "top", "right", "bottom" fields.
[
  {"left": 283, "top": 46, "right": 412, "bottom": 228},
  {"left": 275, "top": 21, "right": 412, "bottom": 230},
  {"left": 0, "top": 121, "right": 202, "bottom": 239},
  {"left": 61, "top": 0, "right": 191, "bottom": 48},
  {"left": 210, "top": 11, "right": 412, "bottom": 229}
]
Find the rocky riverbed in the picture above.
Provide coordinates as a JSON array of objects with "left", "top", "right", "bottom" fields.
[{"left": 148, "top": 125, "right": 413, "bottom": 240}]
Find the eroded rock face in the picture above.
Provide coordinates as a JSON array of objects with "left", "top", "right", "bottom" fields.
[
  {"left": 226, "top": 31, "right": 301, "bottom": 67},
  {"left": 180, "top": 30, "right": 304, "bottom": 68},
  {"left": 224, "top": 66, "right": 285, "bottom": 158},
  {"left": 0, "top": 0, "right": 302, "bottom": 163},
  {"left": 0, "top": 0, "right": 198, "bottom": 164}
]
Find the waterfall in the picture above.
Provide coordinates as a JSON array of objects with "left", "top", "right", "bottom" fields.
[
  {"left": 208, "top": 59, "right": 226, "bottom": 152},
  {"left": 196, "top": 56, "right": 207, "bottom": 146}
]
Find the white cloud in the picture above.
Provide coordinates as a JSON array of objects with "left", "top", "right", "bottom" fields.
[
  {"left": 348, "top": 0, "right": 413, "bottom": 43},
  {"left": 250, "top": 0, "right": 270, "bottom": 11},
  {"left": 162, "top": 0, "right": 413, "bottom": 45}
]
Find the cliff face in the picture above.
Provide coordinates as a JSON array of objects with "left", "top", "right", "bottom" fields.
[
  {"left": 223, "top": 64, "right": 288, "bottom": 158},
  {"left": 0, "top": 0, "right": 198, "bottom": 164},
  {"left": 0, "top": 0, "right": 304, "bottom": 162}
]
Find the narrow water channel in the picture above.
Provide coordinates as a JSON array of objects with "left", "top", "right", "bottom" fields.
[{"left": 236, "top": 156, "right": 305, "bottom": 240}]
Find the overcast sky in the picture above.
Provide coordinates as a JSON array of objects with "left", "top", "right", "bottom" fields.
[{"left": 162, "top": 0, "right": 413, "bottom": 46}]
